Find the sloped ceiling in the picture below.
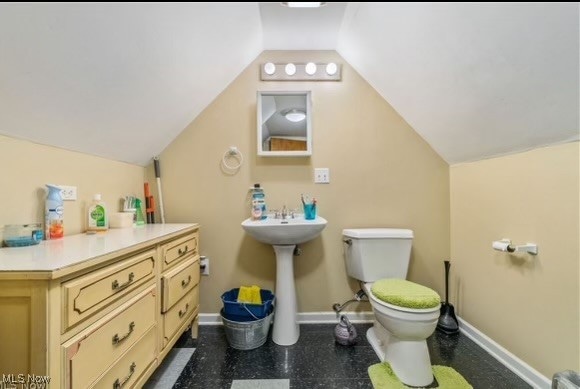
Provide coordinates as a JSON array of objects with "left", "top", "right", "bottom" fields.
[
  {"left": 0, "top": 3, "right": 577, "bottom": 166},
  {"left": 0, "top": 3, "right": 262, "bottom": 166},
  {"left": 338, "top": 3, "right": 579, "bottom": 164}
]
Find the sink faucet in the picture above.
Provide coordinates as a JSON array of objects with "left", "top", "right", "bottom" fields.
[{"left": 281, "top": 205, "right": 288, "bottom": 219}]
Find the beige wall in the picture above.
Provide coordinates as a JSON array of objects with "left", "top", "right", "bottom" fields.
[
  {"left": 0, "top": 135, "right": 145, "bottom": 237},
  {"left": 149, "top": 50, "right": 450, "bottom": 315},
  {"left": 450, "top": 142, "right": 580, "bottom": 377}
]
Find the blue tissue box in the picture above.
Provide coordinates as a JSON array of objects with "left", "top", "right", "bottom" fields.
[{"left": 221, "top": 288, "right": 274, "bottom": 321}]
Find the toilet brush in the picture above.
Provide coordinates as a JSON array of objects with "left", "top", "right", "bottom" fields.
[{"left": 437, "top": 260, "right": 459, "bottom": 335}]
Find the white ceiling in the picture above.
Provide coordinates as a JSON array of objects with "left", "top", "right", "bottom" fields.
[
  {"left": 0, "top": 3, "right": 262, "bottom": 166},
  {"left": 0, "top": 2, "right": 577, "bottom": 166},
  {"left": 260, "top": 2, "right": 347, "bottom": 49},
  {"left": 338, "top": 3, "right": 580, "bottom": 164}
]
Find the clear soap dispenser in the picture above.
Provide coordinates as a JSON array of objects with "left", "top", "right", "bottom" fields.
[{"left": 250, "top": 183, "right": 267, "bottom": 220}]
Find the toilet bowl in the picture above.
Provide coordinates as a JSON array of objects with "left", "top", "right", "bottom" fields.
[
  {"left": 342, "top": 228, "right": 441, "bottom": 388},
  {"left": 363, "top": 282, "right": 440, "bottom": 387}
]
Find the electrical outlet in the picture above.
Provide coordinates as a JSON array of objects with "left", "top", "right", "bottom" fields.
[
  {"left": 314, "top": 168, "right": 330, "bottom": 184},
  {"left": 200, "top": 256, "right": 209, "bottom": 276},
  {"left": 59, "top": 185, "right": 77, "bottom": 201}
]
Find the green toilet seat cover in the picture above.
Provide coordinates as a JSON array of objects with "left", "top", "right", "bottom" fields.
[{"left": 371, "top": 279, "right": 440, "bottom": 309}]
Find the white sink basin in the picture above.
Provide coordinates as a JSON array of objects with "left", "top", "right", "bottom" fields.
[{"left": 241, "top": 215, "right": 327, "bottom": 245}]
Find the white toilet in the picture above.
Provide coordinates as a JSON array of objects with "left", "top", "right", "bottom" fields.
[{"left": 342, "top": 228, "right": 441, "bottom": 388}]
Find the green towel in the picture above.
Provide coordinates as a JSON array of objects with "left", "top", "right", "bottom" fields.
[
  {"left": 368, "top": 362, "right": 473, "bottom": 389},
  {"left": 371, "top": 279, "right": 440, "bottom": 309}
]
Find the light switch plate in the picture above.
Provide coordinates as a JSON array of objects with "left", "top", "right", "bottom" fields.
[{"left": 314, "top": 168, "right": 330, "bottom": 184}]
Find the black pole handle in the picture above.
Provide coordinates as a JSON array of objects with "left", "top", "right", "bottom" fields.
[
  {"left": 444, "top": 260, "right": 451, "bottom": 303},
  {"left": 154, "top": 157, "right": 161, "bottom": 178}
]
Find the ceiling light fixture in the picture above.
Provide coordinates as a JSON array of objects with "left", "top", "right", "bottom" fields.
[
  {"left": 326, "top": 62, "right": 338, "bottom": 76},
  {"left": 305, "top": 62, "right": 317, "bottom": 75},
  {"left": 283, "top": 109, "right": 306, "bottom": 122},
  {"left": 281, "top": 2, "right": 326, "bottom": 8},
  {"left": 264, "top": 62, "right": 276, "bottom": 75},
  {"left": 260, "top": 62, "right": 341, "bottom": 81},
  {"left": 285, "top": 63, "right": 297, "bottom": 76}
]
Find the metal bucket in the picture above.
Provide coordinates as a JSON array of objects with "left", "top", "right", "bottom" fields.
[
  {"left": 553, "top": 370, "right": 580, "bottom": 389},
  {"left": 221, "top": 308, "right": 273, "bottom": 350}
]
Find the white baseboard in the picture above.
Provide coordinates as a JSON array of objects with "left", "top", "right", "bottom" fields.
[
  {"left": 198, "top": 311, "right": 374, "bottom": 325},
  {"left": 199, "top": 311, "right": 550, "bottom": 389},
  {"left": 458, "top": 317, "right": 551, "bottom": 389},
  {"left": 298, "top": 311, "right": 374, "bottom": 323}
]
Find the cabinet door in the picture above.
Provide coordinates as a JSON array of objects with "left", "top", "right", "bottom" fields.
[
  {"left": 161, "top": 256, "right": 200, "bottom": 312},
  {"left": 63, "top": 287, "right": 156, "bottom": 389},
  {"left": 163, "top": 287, "right": 199, "bottom": 348},
  {"left": 0, "top": 280, "right": 47, "bottom": 376}
]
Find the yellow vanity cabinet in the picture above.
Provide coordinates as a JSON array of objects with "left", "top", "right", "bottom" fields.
[{"left": 0, "top": 224, "right": 200, "bottom": 389}]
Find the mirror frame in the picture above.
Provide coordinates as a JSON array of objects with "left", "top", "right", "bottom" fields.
[{"left": 257, "top": 91, "right": 312, "bottom": 157}]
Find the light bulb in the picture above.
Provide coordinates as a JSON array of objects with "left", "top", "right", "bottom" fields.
[
  {"left": 264, "top": 62, "right": 276, "bottom": 75},
  {"left": 305, "top": 62, "right": 317, "bottom": 75},
  {"left": 284, "top": 109, "right": 306, "bottom": 122},
  {"left": 282, "top": 2, "right": 326, "bottom": 7},
  {"left": 326, "top": 62, "right": 338, "bottom": 75},
  {"left": 285, "top": 63, "right": 297, "bottom": 76}
]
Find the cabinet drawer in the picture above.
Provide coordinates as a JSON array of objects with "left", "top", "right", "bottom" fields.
[
  {"left": 92, "top": 326, "right": 157, "bottom": 389},
  {"left": 162, "top": 256, "right": 200, "bottom": 312},
  {"left": 161, "top": 232, "right": 198, "bottom": 270},
  {"left": 163, "top": 286, "right": 199, "bottom": 346},
  {"left": 63, "top": 249, "right": 156, "bottom": 330},
  {"left": 63, "top": 287, "right": 156, "bottom": 389}
]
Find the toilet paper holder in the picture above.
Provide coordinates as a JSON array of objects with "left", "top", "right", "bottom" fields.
[{"left": 492, "top": 239, "right": 538, "bottom": 255}]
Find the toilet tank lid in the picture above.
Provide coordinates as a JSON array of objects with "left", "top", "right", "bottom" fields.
[{"left": 342, "top": 228, "right": 413, "bottom": 239}]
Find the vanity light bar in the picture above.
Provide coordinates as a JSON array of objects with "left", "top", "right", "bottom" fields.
[{"left": 260, "top": 62, "right": 341, "bottom": 81}]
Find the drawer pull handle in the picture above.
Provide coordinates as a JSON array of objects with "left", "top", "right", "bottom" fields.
[
  {"left": 113, "top": 362, "right": 136, "bottom": 389},
  {"left": 112, "top": 321, "right": 135, "bottom": 345},
  {"left": 178, "top": 245, "right": 189, "bottom": 256},
  {"left": 112, "top": 272, "right": 135, "bottom": 291},
  {"left": 181, "top": 275, "right": 192, "bottom": 288},
  {"left": 179, "top": 303, "right": 190, "bottom": 318}
]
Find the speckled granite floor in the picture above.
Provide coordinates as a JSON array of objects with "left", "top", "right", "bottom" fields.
[{"left": 148, "top": 323, "right": 532, "bottom": 388}]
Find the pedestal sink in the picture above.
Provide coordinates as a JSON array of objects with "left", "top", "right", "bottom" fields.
[{"left": 241, "top": 215, "right": 327, "bottom": 345}]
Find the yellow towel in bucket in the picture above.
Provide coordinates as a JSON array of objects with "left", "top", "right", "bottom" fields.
[{"left": 237, "top": 285, "right": 262, "bottom": 304}]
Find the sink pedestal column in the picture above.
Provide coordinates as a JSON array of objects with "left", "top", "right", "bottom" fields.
[{"left": 271, "top": 244, "right": 299, "bottom": 345}]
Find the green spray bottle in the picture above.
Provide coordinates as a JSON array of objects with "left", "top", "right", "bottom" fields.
[{"left": 134, "top": 198, "right": 146, "bottom": 226}]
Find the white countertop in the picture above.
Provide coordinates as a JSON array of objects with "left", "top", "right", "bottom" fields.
[{"left": 0, "top": 224, "right": 198, "bottom": 275}]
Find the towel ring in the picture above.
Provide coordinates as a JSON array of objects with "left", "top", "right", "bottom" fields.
[{"left": 222, "top": 146, "right": 243, "bottom": 170}]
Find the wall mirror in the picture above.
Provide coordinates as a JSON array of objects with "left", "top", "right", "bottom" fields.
[{"left": 257, "top": 91, "right": 312, "bottom": 156}]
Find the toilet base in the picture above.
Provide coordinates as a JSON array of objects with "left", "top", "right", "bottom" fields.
[{"left": 367, "top": 323, "right": 435, "bottom": 388}]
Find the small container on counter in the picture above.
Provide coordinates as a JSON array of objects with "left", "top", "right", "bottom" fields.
[
  {"left": 3, "top": 223, "right": 43, "bottom": 247},
  {"left": 109, "top": 212, "right": 134, "bottom": 228}
]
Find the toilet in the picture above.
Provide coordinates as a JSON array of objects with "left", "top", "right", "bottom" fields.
[{"left": 342, "top": 228, "right": 441, "bottom": 388}]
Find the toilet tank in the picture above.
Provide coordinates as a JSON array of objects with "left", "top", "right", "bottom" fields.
[{"left": 342, "top": 228, "right": 413, "bottom": 282}]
